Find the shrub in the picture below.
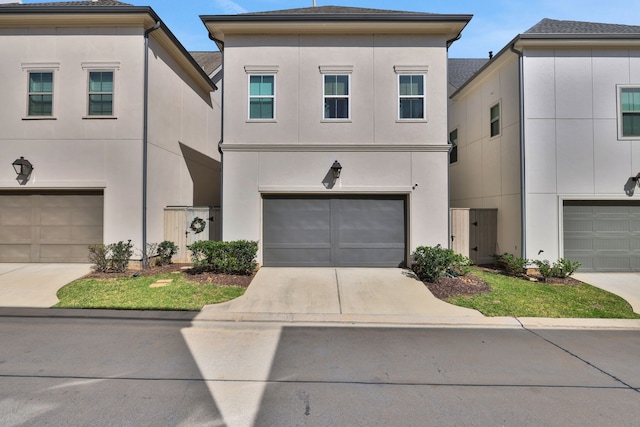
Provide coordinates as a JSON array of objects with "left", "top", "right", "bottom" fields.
[
  {"left": 411, "top": 244, "right": 471, "bottom": 284},
  {"left": 88, "top": 244, "right": 110, "bottom": 273},
  {"left": 156, "top": 240, "right": 178, "bottom": 265},
  {"left": 88, "top": 240, "right": 134, "bottom": 273},
  {"left": 109, "top": 240, "right": 134, "bottom": 273},
  {"left": 188, "top": 240, "right": 258, "bottom": 275},
  {"left": 533, "top": 258, "right": 581, "bottom": 280},
  {"left": 493, "top": 253, "right": 528, "bottom": 276}
]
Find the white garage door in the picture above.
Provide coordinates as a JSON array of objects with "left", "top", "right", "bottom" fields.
[
  {"left": 563, "top": 201, "right": 640, "bottom": 272},
  {"left": 0, "top": 190, "right": 104, "bottom": 263}
]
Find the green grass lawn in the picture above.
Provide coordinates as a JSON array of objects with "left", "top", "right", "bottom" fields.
[
  {"left": 447, "top": 268, "right": 640, "bottom": 319},
  {"left": 55, "top": 273, "right": 246, "bottom": 311}
]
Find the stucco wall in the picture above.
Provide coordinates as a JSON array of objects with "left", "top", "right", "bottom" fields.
[
  {"left": 0, "top": 25, "right": 218, "bottom": 253},
  {"left": 523, "top": 48, "right": 640, "bottom": 261},
  {"left": 449, "top": 54, "right": 522, "bottom": 256}
]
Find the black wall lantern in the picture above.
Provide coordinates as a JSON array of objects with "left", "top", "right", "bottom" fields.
[
  {"left": 331, "top": 160, "right": 342, "bottom": 179},
  {"left": 13, "top": 156, "right": 33, "bottom": 183}
]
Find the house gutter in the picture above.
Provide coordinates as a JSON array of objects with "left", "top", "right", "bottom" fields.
[
  {"left": 142, "top": 20, "right": 161, "bottom": 269},
  {"left": 509, "top": 42, "right": 527, "bottom": 260}
]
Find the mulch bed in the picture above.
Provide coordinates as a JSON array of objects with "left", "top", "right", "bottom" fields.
[{"left": 82, "top": 263, "right": 254, "bottom": 288}]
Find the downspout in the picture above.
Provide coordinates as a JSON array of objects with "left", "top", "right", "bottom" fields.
[
  {"left": 445, "top": 32, "right": 462, "bottom": 249},
  {"left": 510, "top": 42, "right": 526, "bottom": 260},
  {"left": 142, "top": 20, "right": 161, "bottom": 269},
  {"left": 210, "top": 33, "right": 224, "bottom": 240}
]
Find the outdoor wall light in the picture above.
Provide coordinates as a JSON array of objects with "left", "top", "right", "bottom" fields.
[
  {"left": 12, "top": 156, "right": 33, "bottom": 182},
  {"left": 624, "top": 172, "right": 640, "bottom": 196},
  {"left": 331, "top": 160, "right": 342, "bottom": 179}
]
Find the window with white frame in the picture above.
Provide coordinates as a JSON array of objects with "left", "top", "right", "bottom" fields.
[
  {"left": 449, "top": 128, "right": 458, "bottom": 164},
  {"left": 490, "top": 103, "right": 500, "bottom": 137},
  {"left": 248, "top": 74, "right": 275, "bottom": 120},
  {"left": 398, "top": 75, "right": 425, "bottom": 119},
  {"left": 27, "top": 71, "right": 54, "bottom": 116},
  {"left": 88, "top": 71, "right": 114, "bottom": 116},
  {"left": 619, "top": 86, "right": 640, "bottom": 138},
  {"left": 323, "top": 74, "right": 350, "bottom": 119}
]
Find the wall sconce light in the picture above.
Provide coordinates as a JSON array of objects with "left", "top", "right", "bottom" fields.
[
  {"left": 12, "top": 156, "right": 33, "bottom": 184},
  {"left": 331, "top": 160, "right": 342, "bottom": 179},
  {"left": 624, "top": 172, "right": 640, "bottom": 196}
]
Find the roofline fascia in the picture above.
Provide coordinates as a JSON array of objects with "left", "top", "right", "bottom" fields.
[
  {"left": 200, "top": 13, "right": 473, "bottom": 24},
  {"left": 0, "top": 5, "right": 216, "bottom": 92}
]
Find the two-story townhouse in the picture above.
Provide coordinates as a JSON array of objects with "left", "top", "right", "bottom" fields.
[
  {"left": 0, "top": 0, "right": 219, "bottom": 263},
  {"left": 202, "top": 6, "right": 471, "bottom": 267},
  {"left": 449, "top": 18, "right": 640, "bottom": 272}
]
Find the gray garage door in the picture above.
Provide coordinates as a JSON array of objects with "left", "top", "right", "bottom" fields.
[
  {"left": 563, "top": 201, "right": 640, "bottom": 272},
  {"left": 263, "top": 195, "right": 406, "bottom": 267},
  {"left": 0, "top": 190, "right": 103, "bottom": 263}
]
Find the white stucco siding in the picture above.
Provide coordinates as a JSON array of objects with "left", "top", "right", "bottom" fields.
[
  {"left": 222, "top": 149, "right": 448, "bottom": 265},
  {"left": 523, "top": 48, "right": 640, "bottom": 262},
  {"left": 223, "top": 33, "right": 447, "bottom": 146},
  {"left": 449, "top": 54, "right": 522, "bottom": 256}
]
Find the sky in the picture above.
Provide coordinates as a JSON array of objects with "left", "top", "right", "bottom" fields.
[{"left": 17, "top": 0, "right": 640, "bottom": 58}]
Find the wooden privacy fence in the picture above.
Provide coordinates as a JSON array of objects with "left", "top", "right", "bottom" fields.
[
  {"left": 163, "top": 206, "right": 221, "bottom": 263},
  {"left": 450, "top": 208, "right": 497, "bottom": 265}
]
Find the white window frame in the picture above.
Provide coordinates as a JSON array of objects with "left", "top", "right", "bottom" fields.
[
  {"left": 22, "top": 62, "right": 59, "bottom": 119},
  {"left": 319, "top": 66, "right": 353, "bottom": 122},
  {"left": 617, "top": 85, "right": 640, "bottom": 140},
  {"left": 245, "top": 65, "right": 278, "bottom": 122},
  {"left": 394, "top": 65, "right": 428, "bottom": 122},
  {"left": 490, "top": 102, "right": 501, "bottom": 137},
  {"left": 82, "top": 62, "right": 120, "bottom": 119}
]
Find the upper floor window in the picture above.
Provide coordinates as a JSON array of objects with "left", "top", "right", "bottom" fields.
[
  {"left": 398, "top": 75, "right": 425, "bottom": 120},
  {"left": 82, "top": 62, "right": 119, "bottom": 119},
  {"left": 449, "top": 128, "right": 458, "bottom": 164},
  {"left": 619, "top": 86, "right": 640, "bottom": 138},
  {"left": 88, "top": 71, "right": 114, "bottom": 116},
  {"left": 323, "top": 74, "right": 350, "bottom": 120},
  {"left": 248, "top": 74, "right": 275, "bottom": 120},
  {"left": 490, "top": 103, "right": 501, "bottom": 137},
  {"left": 28, "top": 71, "right": 53, "bottom": 116}
]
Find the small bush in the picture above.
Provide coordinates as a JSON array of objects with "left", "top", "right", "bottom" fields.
[
  {"left": 188, "top": 240, "right": 258, "bottom": 275},
  {"left": 88, "top": 240, "right": 134, "bottom": 273},
  {"left": 533, "top": 258, "right": 581, "bottom": 280},
  {"left": 411, "top": 244, "right": 471, "bottom": 284},
  {"left": 88, "top": 244, "right": 110, "bottom": 273},
  {"left": 493, "top": 253, "right": 528, "bottom": 276},
  {"left": 156, "top": 240, "right": 178, "bottom": 265}
]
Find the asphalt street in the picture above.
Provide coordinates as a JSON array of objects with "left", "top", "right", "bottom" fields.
[{"left": 0, "top": 312, "right": 639, "bottom": 426}]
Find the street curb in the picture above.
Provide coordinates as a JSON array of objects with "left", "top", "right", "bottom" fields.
[{"left": 1, "top": 307, "right": 639, "bottom": 329}]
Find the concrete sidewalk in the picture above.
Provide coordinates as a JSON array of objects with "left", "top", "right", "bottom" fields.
[{"left": 0, "top": 264, "right": 92, "bottom": 308}]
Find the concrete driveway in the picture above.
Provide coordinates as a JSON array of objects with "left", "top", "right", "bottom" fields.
[
  {"left": 573, "top": 272, "right": 640, "bottom": 314},
  {"left": 199, "top": 267, "right": 484, "bottom": 322},
  {"left": 0, "top": 264, "right": 92, "bottom": 308}
]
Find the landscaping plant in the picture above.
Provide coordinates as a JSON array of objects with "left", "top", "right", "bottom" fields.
[
  {"left": 411, "top": 244, "right": 471, "bottom": 283},
  {"left": 188, "top": 240, "right": 258, "bottom": 275},
  {"left": 492, "top": 253, "right": 528, "bottom": 277},
  {"left": 88, "top": 240, "right": 134, "bottom": 273},
  {"left": 156, "top": 240, "right": 178, "bottom": 265},
  {"left": 533, "top": 258, "right": 581, "bottom": 281}
]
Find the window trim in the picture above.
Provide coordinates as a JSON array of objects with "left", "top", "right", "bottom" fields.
[
  {"left": 247, "top": 74, "right": 276, "bottom": 121},
  {"left": 617, "top": 85, "right": 640, "bottom": 140},
  {"left": 82, "top": 62, "right": 119, "bottom": 119},
  {"left": 322, "top": 74, "right": 351, "bottom": 121},
  {"left": 394, "top": 65, "right": 428, "bottom": 122},
  {"left": 490, "top": 102, "right": 501, "bottom": 138},
  {"left": 449, "top": 128, "right": 458, "bottom": 165},
  {"left": 245, "top": 66, "right": 278, "bottom": 122},
  {"left": 319, "top": 66, "right": 353, "bottom": 122},
  {"left": 22, "top": 63, "right": 59, "bottom": 119}
]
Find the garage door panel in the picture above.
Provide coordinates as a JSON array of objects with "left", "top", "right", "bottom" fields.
[
  {"left": 0, "top": 191, "right": 103, "bottom": 262},
  {"left": 0, "top": 245, "right": 31, "bottom": 262},
  {"left": 263, "top": 195, "right": 406, "bottom": 267},
  {"left": 564, "top": 201, "right": 640, "bottom": 272}
]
